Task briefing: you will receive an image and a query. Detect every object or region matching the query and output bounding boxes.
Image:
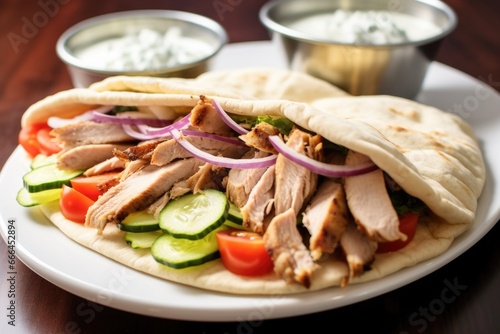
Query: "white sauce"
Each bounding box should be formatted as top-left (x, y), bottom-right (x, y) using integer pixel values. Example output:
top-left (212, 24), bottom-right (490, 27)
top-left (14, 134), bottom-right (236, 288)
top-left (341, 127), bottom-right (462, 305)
top-left (284, 10), bottom-right (443, 45)
top-left (74, 27), bottom-right (213, 71)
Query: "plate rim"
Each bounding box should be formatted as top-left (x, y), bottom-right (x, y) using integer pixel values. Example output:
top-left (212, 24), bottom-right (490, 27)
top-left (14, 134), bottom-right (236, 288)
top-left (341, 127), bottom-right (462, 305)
top-left (1, 41), bottom-right (499, 322)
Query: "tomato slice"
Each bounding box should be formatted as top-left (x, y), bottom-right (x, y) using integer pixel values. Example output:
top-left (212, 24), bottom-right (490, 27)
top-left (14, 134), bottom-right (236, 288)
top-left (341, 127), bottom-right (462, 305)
top-left (216, 228), bottom-right (274, 276)
top-left (59, 185), bottom-right (95, 224)
top-left (70, 172), bottom-right (119, 201)
top-left (36, 127), bottom-right (62, 155)
top-left (18, 123), bottom-right (46, 157)
top-left (376, 212), bottom-right (419, 253)
top-left (18, 122), bottom-right (61, 157)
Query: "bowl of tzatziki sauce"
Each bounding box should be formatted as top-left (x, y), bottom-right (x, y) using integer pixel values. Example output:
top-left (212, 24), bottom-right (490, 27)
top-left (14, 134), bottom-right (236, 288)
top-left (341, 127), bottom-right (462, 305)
top-left (57, 10), bottom-right (228, 87)
top-left (260, 0), bottom-right (457, 98)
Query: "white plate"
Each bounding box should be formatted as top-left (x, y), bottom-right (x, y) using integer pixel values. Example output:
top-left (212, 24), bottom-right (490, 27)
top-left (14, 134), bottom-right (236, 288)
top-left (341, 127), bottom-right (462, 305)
top-left (1, 41), bottom-right (500, 322)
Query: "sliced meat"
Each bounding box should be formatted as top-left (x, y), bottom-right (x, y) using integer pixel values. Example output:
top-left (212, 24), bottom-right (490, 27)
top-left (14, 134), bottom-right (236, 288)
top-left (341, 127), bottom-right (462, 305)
top-left (84, 157), bottom-right (125, 176)
top-left (85, 158), bottom-right (204, 233)
top-left (151, 136), bottom-right (248, 166)
top-left (302, 179), bottom-right (349, 260)
top-left (147, 191), bottom-right (170, 218)
top-left (226, 150), bottom-right (270, 208)
top-left (240, 165), bottom-right (275, 233)
top-left (343, 151), bottom-right (405, 242)
top-left (119, 159), bottom-right (148, 182)
top-left (339, 219), bottom-right (378, 286)
top-left (150, 138), bottom-right (192, 165)
top-left (189, 97), bottom-right (234, 136)
top-left (264, 208), bottom-right (317, 288)
top-left (57, 144), bottom-right (130, 170)
top-left (274, 128), bottom-right (322, 215)
top-left (186, 163), bottom-right (227, 194)
top-left (169, 163), bottom-right (228, 199)
top-left (96, 175), bottom-right (121, 194)
top-left (149, 163), bottom-right (228, 217)
top-left (51, 121), bottom-right (135, 149)
top-left (114, 139), bottom-right (167, 162)
top-left (239, 122), bottom-right (280, 154)
top-left (149, 162), bottom-right (228, 217)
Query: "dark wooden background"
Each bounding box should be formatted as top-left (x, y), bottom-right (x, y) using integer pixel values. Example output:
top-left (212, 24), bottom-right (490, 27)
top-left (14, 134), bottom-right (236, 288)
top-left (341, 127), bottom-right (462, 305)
top-left (1, 0), bottom-right (499, 333)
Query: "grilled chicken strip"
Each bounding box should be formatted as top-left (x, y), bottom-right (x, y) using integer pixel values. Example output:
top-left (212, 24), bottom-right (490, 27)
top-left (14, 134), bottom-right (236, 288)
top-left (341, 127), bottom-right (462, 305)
top-left (151, 136), bottom-right (248, 166)
top-left (340, 219), bottom-right (378, 286)
top-left (189, 97), bottom-right (235, 137)
top-left (51, 121), bottom-right (135, 149)
top-left (343, 151), bottom-right (406, 242)
top-left (147, 163), bottom-right (228, 217)
top-left (302, 179), bottom-right (349, 260)
top-left (226, 150), bottom-right (270, 208)
top-left (114, 139), bottom-right (167, 162)
top-left (84, 157), bottom-right (125, 176)
top-left (85, 158), bottom-right (204, 233)
top-left (274, 128), bottom-right (322, 215)
top-left (119, 159), bottom-right (148, 182)
top-left (239, 122), bottom-right (280, 154)
top-left (264, 208), bottom-right (317, 288)
top-left (169, 163), bottom-right (228, 199)
top-left (241, 165), bottom-right (275, 233)
top-left (57, 144), bottom-right (130, 170)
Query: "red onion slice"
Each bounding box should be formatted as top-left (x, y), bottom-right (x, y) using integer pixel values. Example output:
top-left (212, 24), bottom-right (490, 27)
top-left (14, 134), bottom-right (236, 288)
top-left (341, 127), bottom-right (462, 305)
top-left (92, 111), bottom-right (173, 127)
top-left (121, 124), bottom-right (170, 141)
top-left (212, 99), bottom-right (249, 135)
top-left (268, 135), bottom-right (378, 177)
top-left (47, 105), bottom-right (114, 128)
top-left (47, 111), bottom-right (95, 129)
top-left (91, 105), bottom-right (116, 114)
top-left (170, 129), bottom-right (277, 169)
top-left (144, 113), bottom-right (191, 136)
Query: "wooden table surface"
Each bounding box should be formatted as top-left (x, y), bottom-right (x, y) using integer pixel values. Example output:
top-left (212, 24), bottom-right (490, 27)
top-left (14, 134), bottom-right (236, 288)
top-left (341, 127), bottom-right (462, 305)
top-left (1, 1), bottom-right (499, 333)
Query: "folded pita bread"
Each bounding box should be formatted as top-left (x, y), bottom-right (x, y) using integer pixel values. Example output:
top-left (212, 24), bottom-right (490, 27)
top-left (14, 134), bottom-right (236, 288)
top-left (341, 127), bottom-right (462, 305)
top-left (21, 68), bottom-right (348, 128)
top-left (21, 68), bottom-right (485, 295)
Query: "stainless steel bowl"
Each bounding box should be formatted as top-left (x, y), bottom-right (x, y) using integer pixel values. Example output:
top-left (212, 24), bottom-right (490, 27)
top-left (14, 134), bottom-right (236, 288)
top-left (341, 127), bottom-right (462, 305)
top-left (57, 10), bottom-right (228, 87)
top-left (260, 0), bottom-right (457, 98)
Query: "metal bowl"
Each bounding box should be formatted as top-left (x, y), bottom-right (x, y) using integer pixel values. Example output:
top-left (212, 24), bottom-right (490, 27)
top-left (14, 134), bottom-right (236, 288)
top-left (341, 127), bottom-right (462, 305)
top-left (260, 0), bottom-right (457, 98)
top-left (57, 10), bottom-right (228, 87)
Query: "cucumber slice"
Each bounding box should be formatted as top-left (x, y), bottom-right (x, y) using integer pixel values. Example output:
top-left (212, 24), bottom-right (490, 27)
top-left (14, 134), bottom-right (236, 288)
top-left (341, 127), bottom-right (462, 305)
top-left (30, 154), bottom-right (58, 170)
top-left (151, 226), bottom-right (226, 269)
top-left (227, 202), bottom-right (243, 225)
top-left (125, 231), bottom-right (163, 249)
top-left (160, 189), bottom-right (229, 240)
top-left (23, 164), bottom-right (84, 193)
top-left (118, 211), bottom-right (160, 232)
top-left (16, 187), bottom-right (61, 207)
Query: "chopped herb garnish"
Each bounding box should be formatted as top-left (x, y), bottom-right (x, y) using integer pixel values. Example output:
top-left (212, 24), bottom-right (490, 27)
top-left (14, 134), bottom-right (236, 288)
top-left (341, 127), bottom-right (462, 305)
top-left (229, 115), bottom-right (294, 135)
top-left (388, 185), bottom-right (427, 215)
top-left (323, 140), bottom-right (349, 155)
top-left (256, 116), bottom-right (294, 135)
top-left (110, 106), bottom-right (138, 115)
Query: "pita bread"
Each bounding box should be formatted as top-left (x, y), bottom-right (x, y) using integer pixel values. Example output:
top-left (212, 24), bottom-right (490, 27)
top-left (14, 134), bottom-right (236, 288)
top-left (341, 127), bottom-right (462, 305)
top-left (21, 68), bottom-right (485, 295)
top-left (21, 68), bottom-right (348, 128)
top-left (40, 202), bottom-right (455, 294)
